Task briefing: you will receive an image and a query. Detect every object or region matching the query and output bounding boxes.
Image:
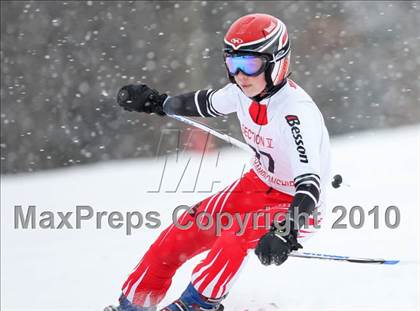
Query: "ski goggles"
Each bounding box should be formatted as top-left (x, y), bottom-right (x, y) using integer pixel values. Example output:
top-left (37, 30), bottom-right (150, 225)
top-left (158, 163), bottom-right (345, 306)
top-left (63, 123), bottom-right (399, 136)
top-left (224, 53), bottom-right (270, 77)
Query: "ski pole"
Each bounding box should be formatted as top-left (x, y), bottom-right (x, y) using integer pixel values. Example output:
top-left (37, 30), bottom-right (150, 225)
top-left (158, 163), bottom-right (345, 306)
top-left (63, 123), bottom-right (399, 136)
top-left (167, 116), bottom-right (398, 266)
top-left (167, 114), bottom-right (347, 189)
top-left (167, 114), bottom-right (252, 153)
top-left (290, 251), bottom-right (399, 265)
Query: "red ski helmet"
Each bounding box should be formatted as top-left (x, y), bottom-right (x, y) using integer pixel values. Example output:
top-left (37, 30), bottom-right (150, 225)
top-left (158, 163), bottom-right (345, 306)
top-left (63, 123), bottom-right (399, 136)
top-left (224, 14), bottom-right (291, 94)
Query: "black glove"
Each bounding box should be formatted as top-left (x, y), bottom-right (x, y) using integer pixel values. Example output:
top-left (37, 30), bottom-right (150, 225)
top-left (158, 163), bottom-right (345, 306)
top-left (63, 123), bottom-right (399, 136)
top-left (255, 219), bottom-right (302, 266)
top-left (117, 84), bottom-right (167, 115)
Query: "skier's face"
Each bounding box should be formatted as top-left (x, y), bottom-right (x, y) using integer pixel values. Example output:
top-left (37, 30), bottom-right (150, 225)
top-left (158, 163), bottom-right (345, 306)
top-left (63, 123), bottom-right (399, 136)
top-left (234, 71), bottom-right (267, 98)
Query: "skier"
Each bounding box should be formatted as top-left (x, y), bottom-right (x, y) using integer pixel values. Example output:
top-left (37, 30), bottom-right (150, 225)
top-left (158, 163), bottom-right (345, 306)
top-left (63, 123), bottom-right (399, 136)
top-left (106, 13), bottom-right (331, 311)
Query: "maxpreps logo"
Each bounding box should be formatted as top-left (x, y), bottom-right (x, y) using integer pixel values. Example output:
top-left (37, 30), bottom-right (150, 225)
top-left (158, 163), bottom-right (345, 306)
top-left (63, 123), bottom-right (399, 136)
top-left (285, 115), bottom-right (308, 163)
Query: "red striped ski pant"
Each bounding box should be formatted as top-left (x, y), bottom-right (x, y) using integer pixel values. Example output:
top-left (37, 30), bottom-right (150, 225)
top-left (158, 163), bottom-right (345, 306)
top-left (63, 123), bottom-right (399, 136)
top-left (121, 170), bottom-right (320, 307)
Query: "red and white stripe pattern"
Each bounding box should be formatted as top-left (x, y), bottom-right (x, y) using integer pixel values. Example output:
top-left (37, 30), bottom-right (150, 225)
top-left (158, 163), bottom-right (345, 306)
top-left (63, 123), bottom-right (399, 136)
top-left (224, 20), bottom-right (282, 51)
top-left (224, 17), bottom-right (286, 53)
top-left (189, 179), bottom-right (246, 298)
top-left (271, 28), bottom-right (290, 84)
top-left (224, 14), bottom-right (290, 87)
top-left (272, 52), bottom-right (290, 84)
top-left (191, 249), bottom-right (250, 298)
top-left (118, 170), bottom-right (324, 307)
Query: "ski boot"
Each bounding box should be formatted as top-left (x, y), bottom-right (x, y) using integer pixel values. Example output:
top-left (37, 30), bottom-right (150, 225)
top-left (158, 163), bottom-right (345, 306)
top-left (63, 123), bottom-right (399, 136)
top-left (103, 294), bottom-right (157, 311)
top-left (161, 283), bottom-right (225, 311)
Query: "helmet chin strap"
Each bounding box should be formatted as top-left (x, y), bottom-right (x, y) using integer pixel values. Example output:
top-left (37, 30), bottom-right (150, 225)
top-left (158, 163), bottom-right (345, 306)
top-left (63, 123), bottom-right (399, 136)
top-left (251, 71), bottom-right (289, 102)
top-left (250, 64), bottom-right (275, 102)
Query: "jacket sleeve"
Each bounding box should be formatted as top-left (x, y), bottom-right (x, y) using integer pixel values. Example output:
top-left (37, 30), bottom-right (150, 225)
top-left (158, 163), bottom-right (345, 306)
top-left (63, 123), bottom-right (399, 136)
top-left (162, 84), bottom-right (238, 117)
top-left (281, 102), bottom-right (324, 227)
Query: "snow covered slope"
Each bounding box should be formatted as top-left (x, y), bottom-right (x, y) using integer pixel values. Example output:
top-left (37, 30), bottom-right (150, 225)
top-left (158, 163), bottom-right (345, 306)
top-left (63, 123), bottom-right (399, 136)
top-left (1, 125), bottom-right (419, 311)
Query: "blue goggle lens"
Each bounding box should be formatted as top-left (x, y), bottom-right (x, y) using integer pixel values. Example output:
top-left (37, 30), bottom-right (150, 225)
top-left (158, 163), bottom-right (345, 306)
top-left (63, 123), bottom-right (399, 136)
top-left (225, 55), bottom-right (267, 76)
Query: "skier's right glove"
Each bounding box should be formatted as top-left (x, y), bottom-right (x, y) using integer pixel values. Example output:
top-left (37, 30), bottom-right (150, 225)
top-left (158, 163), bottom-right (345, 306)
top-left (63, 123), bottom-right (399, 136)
top-left (255, 219), bottom-right (302, 266)
top-left (117, 84), bottom-right (167, 115)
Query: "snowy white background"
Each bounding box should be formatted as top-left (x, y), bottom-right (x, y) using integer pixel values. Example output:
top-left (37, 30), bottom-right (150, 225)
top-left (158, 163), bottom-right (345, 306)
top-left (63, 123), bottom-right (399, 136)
top-left (2, 1), bottom-right (419, 173)
top-left (2, 125), bottom-right (419, 310)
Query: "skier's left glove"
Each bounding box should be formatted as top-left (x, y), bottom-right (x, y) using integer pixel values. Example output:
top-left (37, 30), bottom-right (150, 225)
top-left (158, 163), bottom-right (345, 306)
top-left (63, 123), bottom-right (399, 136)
top-left (255, 219), bottom-right (302, 266)
top-left (117, 84), bottom-right (167, 115)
